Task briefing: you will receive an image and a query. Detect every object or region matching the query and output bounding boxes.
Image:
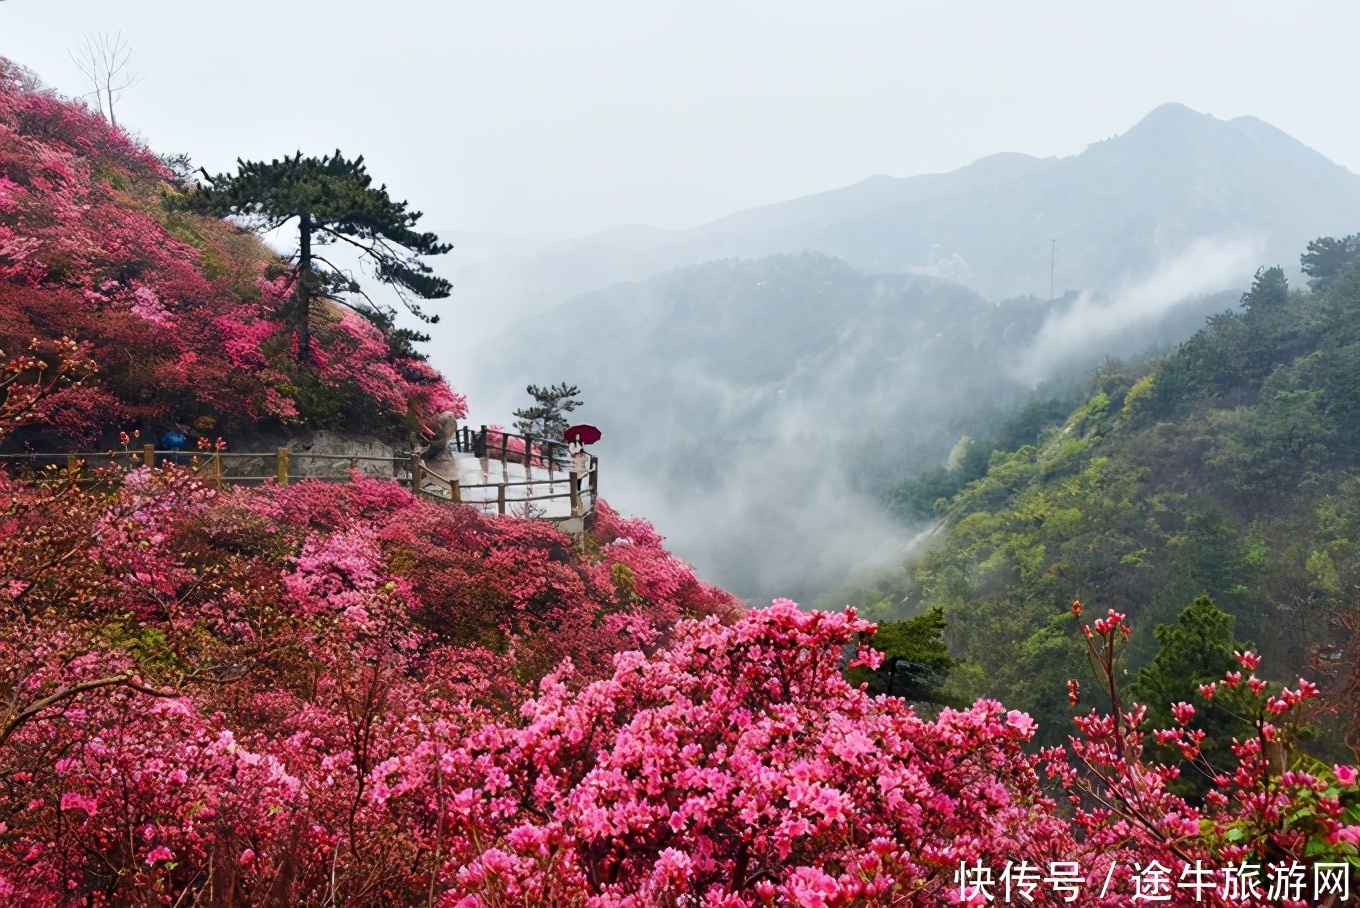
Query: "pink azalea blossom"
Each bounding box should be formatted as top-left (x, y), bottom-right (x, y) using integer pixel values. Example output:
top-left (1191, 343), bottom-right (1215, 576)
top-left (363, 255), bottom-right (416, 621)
top-left (145, 846), bottom-right (174, 865)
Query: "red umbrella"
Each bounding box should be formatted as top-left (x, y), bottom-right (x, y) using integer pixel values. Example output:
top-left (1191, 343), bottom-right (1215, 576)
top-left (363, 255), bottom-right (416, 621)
top-left (565, 424), bottom-right (602, 445)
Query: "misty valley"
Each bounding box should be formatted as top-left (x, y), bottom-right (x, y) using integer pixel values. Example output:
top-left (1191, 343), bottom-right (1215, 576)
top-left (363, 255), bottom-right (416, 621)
top-left (469, 104), bottom-right (1358, 606)
top-left (462, 102), bottom-right (1360, 766)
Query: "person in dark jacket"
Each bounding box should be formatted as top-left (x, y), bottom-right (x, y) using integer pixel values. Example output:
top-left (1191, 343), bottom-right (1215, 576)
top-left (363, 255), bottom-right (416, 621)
top-left (159, 425), bottom-right (188, 465)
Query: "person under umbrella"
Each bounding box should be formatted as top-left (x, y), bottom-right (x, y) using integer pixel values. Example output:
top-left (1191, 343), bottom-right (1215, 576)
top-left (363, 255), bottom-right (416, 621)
top-left (563, 424), bottom-right (601, 511)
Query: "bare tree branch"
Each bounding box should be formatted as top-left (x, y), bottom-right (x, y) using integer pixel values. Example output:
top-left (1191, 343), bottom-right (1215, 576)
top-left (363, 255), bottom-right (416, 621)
top-left (68, 31), bottom-right (143, 129)
top-left (0, 672), bottom-right (175, 751)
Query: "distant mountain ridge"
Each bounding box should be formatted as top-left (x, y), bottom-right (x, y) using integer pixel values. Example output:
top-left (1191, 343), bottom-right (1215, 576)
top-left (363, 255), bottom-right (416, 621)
top-left (458, 104), bottom-right (1357, 602)
top-left (439, 103), bottom-right (1360, 354)
top-left (680, 102), bottom-right (1360, 299)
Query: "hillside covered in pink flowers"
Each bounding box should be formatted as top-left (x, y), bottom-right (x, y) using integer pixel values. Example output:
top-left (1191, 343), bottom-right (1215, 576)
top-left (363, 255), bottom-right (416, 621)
top-left (0, 59), bottom-right (462, 446)
top-left (1, 59), bottom-right (1358, 907)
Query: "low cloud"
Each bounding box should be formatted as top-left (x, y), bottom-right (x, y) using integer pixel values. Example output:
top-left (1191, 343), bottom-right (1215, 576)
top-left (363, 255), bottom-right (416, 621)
top-left (1014, 235), bottom-right (1264, 382)
top-left (604, 418), bottom-right (914, 607)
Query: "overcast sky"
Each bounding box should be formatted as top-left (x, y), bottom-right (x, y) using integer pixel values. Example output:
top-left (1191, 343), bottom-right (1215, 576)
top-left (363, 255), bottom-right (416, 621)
top-left (2, 1), bottom-right (1357, 241)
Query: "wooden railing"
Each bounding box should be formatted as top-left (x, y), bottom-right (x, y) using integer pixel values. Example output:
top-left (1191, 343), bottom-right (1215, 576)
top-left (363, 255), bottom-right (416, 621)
top-left (0, 446), bottom-right (404, 487)
top-left (0, 429), bottom-right (600, 523)
top-left (420, 426), bottom-right (598, 519)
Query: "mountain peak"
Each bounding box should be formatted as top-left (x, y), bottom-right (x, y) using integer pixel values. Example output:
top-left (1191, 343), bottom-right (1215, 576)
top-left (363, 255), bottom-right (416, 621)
top-left (1140, 101), bottom-right (1211, 123)
top-left (1120, 102), bottom-right (1219, 141)
top-left (1103, 102), bottom-right (1351, 179)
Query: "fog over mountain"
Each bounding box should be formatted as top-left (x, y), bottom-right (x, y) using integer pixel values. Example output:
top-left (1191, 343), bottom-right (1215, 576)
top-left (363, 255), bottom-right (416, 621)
top-left (443, 104), bottom-right (1360, 351)
top-left (455, 105), bottom-right (1358, 603)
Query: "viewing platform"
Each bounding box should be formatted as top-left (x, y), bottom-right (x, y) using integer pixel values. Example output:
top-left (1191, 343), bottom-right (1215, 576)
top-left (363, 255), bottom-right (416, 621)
top-left (416, 425), bottom-right (600, 534)
top-left (0, 426), bottom-right (599, 535)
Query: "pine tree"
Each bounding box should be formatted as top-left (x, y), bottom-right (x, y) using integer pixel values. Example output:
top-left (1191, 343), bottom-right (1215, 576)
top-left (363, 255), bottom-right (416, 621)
top-left (861, 607), bottom-right (958, 705)
top-left (174, 151), bottom-right (451, 363)
top-left (1300, 234), bottom-right (1360, 292)
top-left (512, 383), bottom-right (582, 441)
top-left (1239, 266), bottom-right (1289, 311)
top-left (1130, 595), bottom-right (1256, 795)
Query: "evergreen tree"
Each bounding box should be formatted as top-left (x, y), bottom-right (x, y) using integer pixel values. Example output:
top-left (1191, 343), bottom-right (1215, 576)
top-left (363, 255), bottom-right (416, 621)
top-left (513, 383), bottom-right (583, 441)
top-left (1239, 266), bottom-right (1289, 312)
top-left (1130, 595), bottom-right (1256, 795)
top-left (860, 607), bottom-right (958, 704)
top-left (1132, 596), bottom-right (1247, 714)
top-left (174, 151), bottom-right (451, 363)
top-left (1300, 234), bottom-right (1360, 292)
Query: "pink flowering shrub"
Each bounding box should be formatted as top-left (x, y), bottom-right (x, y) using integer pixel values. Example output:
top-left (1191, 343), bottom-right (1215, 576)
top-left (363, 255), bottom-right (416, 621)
top-left (373, 601), bottom-right (1077, 907)
top-left (483, 426), bottom-right (553, 470)
top-left (0, 462), bottom-right (1358, 905)
top-left (4, 53), bottom-right (1360, 908)
top-left (0, 334), bottom-right (98, 440)
top-left (0, 464), bottom-right (740, 904)
top-left (1033, 605), bottom-right (1360, 907)
top-left (0, 58), bottom-right (464, 440)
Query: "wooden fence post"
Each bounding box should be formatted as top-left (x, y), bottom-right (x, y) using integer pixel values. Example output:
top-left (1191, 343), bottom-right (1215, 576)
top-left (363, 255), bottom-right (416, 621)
top-left (143, 444), bottom-right (155, 468)
top-left (568, 471), bottom-right (581, 515)
top-left (497, 482), bottom-right (506, 516)
top-left (214, 453), bottom-right (223, 489)
top-left (412, 457), bottom-right (424, 496)
top-left (66, 455), bottom-right (79, 482)
top-left (450, 477), bottom-right (461, 504)
top-left (277, 447), bottom-right (289, 486)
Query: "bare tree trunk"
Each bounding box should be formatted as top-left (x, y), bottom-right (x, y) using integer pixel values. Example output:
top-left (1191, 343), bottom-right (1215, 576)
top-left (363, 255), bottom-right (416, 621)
top-left (105, 72), bottom-right (117, 128)
top-left (296, 213), bottom-right (312, 364)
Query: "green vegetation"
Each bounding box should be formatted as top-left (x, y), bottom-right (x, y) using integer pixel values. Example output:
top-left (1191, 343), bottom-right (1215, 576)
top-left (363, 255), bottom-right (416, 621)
top-left (849, 606), bottom-right (959, 706)
top-left (513, 382), bottom-right (584, 441)
top-left (887, 398), bottom-right (1078, 521)
top-left (867, 239), bottom-right (1360, 747)
top-left (1301, 233), bottom-right (1360, 292)
top-left (1129, 595), bottom-right (1256, 794)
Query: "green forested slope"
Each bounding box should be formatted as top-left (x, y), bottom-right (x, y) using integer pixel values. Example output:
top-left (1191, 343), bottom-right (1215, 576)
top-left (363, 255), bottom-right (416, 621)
top-left (878, 240), bottom-right (1360, 743)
